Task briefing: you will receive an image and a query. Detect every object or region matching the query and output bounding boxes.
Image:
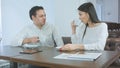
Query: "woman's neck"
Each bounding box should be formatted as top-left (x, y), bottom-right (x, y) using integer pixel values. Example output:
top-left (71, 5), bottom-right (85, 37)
top-left (88, 21), bottom-right (94, 27)
top-left (87, 21), bottom-right (99, 27)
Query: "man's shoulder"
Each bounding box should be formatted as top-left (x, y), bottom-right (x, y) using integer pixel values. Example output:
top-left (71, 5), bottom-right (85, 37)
top-left (22, 24), bottom-right (34, 30)
top-left (45, 23), bottom-right (55, 28)
top-left (46, 23), bottom-right (54, 26)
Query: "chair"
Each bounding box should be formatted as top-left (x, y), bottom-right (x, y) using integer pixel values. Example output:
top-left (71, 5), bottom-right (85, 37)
top-left (104, 22), bottom-right (120, 68)
top-left (62, 37), bottom-right (71, 44)
top-left (0, 38), bottom-right (10, 68)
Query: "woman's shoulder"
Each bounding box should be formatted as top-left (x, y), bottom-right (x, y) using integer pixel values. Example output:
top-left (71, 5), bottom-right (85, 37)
top-left (95, 22), bottom-right (108, 30)
top-left (97, 22), bottom-right (107, 27)
top-left (100, 22), bottom-right (107, 25)
top-left (100, 22), bottom-right (107, 27)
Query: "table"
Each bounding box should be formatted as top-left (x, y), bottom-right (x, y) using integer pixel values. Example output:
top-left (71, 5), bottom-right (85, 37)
top-left (0, 45), bottom-right (23, 68)
top-left (0, 45), bottom-right (22, 59)
top-left (10, 47), bottom-right (120, 68)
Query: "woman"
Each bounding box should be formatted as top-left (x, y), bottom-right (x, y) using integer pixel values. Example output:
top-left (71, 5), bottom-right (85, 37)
top-left (61, 2), bottom-right (108, 51)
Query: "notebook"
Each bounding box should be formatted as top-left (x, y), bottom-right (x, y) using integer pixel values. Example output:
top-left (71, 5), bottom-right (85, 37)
top-left (54, 52), bottom-right (102, 61)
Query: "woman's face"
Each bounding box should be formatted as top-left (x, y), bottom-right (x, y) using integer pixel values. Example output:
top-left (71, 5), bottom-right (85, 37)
top-left (79, 11), bottom-right (89, 24)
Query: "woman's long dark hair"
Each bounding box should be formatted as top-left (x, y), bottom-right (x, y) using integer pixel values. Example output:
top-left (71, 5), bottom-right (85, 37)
top-left (78, 2), bottom-right (100, 40)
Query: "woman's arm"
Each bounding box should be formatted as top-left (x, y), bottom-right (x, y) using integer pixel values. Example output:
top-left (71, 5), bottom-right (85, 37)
top-left (61, 23), bottom-right (108, 51)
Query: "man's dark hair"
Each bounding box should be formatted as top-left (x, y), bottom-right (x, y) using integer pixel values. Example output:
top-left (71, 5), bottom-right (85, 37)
top-left (29, 6), bottom-right (44, 20)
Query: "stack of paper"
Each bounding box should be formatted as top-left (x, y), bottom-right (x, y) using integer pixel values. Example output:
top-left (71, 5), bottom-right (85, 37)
top-left (54, 52), bottom-right (102, 61)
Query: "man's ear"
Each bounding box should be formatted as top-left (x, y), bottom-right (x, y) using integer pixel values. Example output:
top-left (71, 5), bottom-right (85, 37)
top-left (32, 15), bottom-right (35, 20)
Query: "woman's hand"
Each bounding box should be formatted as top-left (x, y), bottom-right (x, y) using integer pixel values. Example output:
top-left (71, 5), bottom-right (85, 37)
top-left (60, 44), bottom-right (83, 51)
top-left (71, 20), bottom-right (77, 34)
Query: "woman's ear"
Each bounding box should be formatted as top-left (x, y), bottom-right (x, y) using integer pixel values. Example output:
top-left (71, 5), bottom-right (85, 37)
top-left (86, 13), bottom-right (91, 22)
top-left (86, 13), bottom-right (90, 19)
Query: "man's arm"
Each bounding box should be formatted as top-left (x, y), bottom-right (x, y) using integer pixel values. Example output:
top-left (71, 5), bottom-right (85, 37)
top-left (52, 25), bottom-right (64, 47)
top-left (22, 37), bottom-right (39, 45)
top-left (11, 27), bottom-right (32, 46)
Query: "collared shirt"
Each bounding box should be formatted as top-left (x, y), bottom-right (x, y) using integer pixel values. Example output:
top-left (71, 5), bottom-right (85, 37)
top-left (71, 22), bottom-right (108, 50)
top-left (11, 23), bottom-right (64, 47)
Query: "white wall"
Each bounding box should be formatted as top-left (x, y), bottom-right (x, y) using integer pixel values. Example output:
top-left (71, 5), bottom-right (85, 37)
top-left (54, 0), bottom-right (102, 37)
top-left (101, 0), bottom-right (118, 22)
top-left (119, 0), bottom-right (120, 22)
top-left (54, 0), bottom-right (87, 36)
top-left (1, 0), bottom-right (101, 45)
top-left (2, 0), bottom-right (87, 45)
top-left (0, 0), bottom-right (2, 38)
top-left (87, 0), bottom-right (102, 20)
top-left (2, 0), bottom-right (55, 45)
top-left (88, 0), bottom-right (119, 23)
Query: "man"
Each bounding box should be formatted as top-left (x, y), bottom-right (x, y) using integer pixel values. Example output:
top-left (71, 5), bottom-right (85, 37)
top-left (11, 6), bottom-right (63, 47)
top-left (11, 6), bottom-right (64, 68)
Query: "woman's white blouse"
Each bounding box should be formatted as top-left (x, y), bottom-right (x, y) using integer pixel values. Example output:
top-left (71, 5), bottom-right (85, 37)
top-left (71, 22), bottom-right (108, 50)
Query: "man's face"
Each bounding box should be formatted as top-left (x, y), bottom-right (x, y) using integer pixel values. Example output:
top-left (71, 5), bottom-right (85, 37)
top-left (32, 9), bottom-right (46, 26)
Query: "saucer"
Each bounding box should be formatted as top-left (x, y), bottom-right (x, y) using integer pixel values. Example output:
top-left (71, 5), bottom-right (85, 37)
top-left (23, 44), bottom-right (39, 48)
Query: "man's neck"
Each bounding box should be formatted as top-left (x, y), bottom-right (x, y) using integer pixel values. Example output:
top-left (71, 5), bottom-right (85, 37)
top-left (38, 25), bottom-right (43, 29)
top-left (34, 23), bottom-right (43, 29)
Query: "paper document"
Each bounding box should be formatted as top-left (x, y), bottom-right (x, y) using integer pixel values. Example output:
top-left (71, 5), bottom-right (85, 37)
top-left (54, 52), bottom-right (102, 61)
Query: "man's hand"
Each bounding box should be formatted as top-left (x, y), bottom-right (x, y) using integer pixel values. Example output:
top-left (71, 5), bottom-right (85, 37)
top-left (22, 36), bottom-right (39, 44)
top-left (29, 37), bottom-right (39, 43)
